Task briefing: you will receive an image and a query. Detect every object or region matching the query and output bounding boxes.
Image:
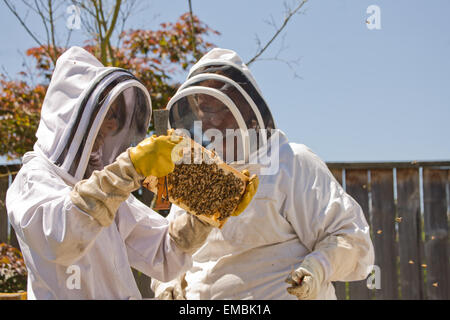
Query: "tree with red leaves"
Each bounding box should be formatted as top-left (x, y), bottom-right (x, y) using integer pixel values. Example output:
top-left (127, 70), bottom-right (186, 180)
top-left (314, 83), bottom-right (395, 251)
top-left (1, 0), bottom-right (306, 160)
top-left (0, 9), bottom-right (218, 159)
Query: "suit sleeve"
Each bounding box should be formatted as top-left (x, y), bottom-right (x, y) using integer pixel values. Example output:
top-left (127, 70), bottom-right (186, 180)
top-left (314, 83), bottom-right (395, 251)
top-left (6, 168), bottom-right (103, 267)
top-left (284, 144), bottom-right (375, 282)
top-left (115, 197), bottom-right (192, 282)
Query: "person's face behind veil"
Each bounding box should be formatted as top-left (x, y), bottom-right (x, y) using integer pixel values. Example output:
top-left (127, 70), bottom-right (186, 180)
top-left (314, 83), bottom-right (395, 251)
top-left (85, 94), bottom-right (126, 178)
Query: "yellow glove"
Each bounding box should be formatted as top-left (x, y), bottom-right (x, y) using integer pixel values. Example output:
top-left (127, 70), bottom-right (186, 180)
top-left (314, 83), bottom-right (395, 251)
top-left (129, 133), bottom-right (183, 178)
top-left (232, 170), bottom-right (259, 216)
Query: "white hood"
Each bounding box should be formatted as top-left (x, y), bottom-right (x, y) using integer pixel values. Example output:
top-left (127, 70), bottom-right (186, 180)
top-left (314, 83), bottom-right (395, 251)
top-left (187, 48), bottom-right (276, 133)
top-left (167, 48), bottom-right (276, 164)
top-left (33, 46), bottom-right (151, 182)
top-left (188, 48), bottom-right (265, 99)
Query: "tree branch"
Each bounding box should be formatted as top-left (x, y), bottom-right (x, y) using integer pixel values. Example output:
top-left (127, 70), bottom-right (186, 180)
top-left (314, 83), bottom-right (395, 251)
top-left (246, 0), bottom-right (308, 66)
top-left (32, 0), bottom-right (50, 47)
top-left (71, 0), bottom-right (96, 19)
top-left (115, 0), bottom-right (137, 48)
top-left (104, 0), bottom-right (122, 44)
top-left (3, 0), bottom-right (57, 64)
top-left (95, 0), bottom-right (122, 65)
top-left (3, 1), bottom-right (44, 48)
top-left (47, 0), bottom-right (58, 61)
top-left (188, 0), bottom-right (197, 60)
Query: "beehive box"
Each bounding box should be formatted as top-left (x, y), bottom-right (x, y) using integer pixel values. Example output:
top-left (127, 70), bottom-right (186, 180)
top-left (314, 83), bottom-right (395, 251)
top-left (143, 138), bottom-right (249, 228)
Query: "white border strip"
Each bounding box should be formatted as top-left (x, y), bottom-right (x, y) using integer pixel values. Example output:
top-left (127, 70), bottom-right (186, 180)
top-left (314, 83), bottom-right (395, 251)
top-left (74, 79), bottom-right (151, 180)
top-left (178, 73), bottom-right (267, 148)
top-left (51, 68), bottom-right (125, 163)
top-left (167, 86), bottom-right (250, 163)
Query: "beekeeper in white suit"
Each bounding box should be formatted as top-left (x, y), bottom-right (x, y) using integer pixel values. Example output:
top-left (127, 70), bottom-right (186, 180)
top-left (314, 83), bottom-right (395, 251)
top-left (5, 46), bottom-right (242, 299)
top-left (152, 48), bottom-right (375, 300)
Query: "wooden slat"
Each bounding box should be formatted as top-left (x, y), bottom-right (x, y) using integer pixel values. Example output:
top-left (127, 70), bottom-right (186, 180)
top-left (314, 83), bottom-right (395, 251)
top-left (9, 227), bottom-right (19, 248)
top-left (138, 274), bottom-right (154, 299)
top-left (327, 161), bottom-right (450, 170)
top-left (371, 169), bottom-right (399, 299)
top-left (396, 168), bottom-right (424, 299)
top-left (8, 173), bottom-right (20, 248)
top-left (0, 164), bottom-right (21, 175)
top-left (333, 282), bottom-right (347, 300)
top-left (329, 168), bottom-right (343, 185)
top-left (132, 268), bottom-right (155, 299)
top-left (140, 187), bottom-right (155, 208)
top-left (423, 169), bottom-right (449, 300)
top-left (345, 169), bottom-right (372, 300)
top-left (329, 168), bottom-right (347, 300)
top-left (0, 176), bottom-right (9, 244)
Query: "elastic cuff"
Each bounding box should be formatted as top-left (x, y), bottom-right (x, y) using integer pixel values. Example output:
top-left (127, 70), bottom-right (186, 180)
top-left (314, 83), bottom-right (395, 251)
top-left (70, 191), bottom-right (113, 227)
top-left (303, 251), bottom-right (332, 283)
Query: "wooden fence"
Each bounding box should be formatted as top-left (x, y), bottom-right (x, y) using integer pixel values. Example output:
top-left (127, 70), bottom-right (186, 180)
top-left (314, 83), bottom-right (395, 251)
top-left (328, 161), bottom-right (449, 300)
top-left (1, 161), bottom-right (449, 299)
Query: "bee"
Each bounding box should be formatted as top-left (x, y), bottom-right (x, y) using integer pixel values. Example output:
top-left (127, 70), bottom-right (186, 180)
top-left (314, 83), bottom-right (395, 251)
top-left (168, 159), bottom-right (244, 219)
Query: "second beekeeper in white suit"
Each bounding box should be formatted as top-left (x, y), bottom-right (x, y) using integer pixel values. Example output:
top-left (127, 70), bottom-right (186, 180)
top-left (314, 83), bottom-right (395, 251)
top-left (152, 48), bottom-right (375, 300)
top-left (5, 47), bottom-right (223, 299)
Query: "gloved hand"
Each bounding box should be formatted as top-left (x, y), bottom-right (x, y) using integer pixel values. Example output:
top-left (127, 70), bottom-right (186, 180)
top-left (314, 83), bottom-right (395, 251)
top-left (285, 256), bottom-right (325, 300)
top-left (169, 213), bottom-right (213, 254)
top-left (152, 275), bottom-right (187, 300)
top-left (129, 133), bottom-right (183, 178)
top-left (71, 132), bottom-right (182, 227)
top-left (232, 170), bottom-right (259, 216)
top-left (71, 150), bottom-right (144, 227)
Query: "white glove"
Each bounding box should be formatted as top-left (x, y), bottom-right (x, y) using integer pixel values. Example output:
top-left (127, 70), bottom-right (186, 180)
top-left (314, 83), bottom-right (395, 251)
top-left (152, 275), bottom-right (186, 300)
top-left (70, 149), bottom-right (144, 227)
top-left (285, 256), bottom-right (325, 300)
top-left (169, 213), bottom-right (213, 254)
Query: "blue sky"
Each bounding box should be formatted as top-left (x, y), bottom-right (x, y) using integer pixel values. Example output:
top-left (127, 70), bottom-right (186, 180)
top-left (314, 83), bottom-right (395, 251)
top-left (1, 0), bottom-right (449, 162)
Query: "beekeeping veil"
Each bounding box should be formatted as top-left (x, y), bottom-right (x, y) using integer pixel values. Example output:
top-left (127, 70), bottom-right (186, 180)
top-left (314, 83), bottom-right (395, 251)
top-left (34, 46), bottom-right (151, 182)
top-left (167, 48), bottom-right (275, 164)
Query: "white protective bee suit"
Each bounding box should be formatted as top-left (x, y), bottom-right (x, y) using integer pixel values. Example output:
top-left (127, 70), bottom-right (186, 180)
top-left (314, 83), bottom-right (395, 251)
top-left (152, 48), bottom-right (375, 300)
top-left (5, 47), bottom-right (195, 299)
